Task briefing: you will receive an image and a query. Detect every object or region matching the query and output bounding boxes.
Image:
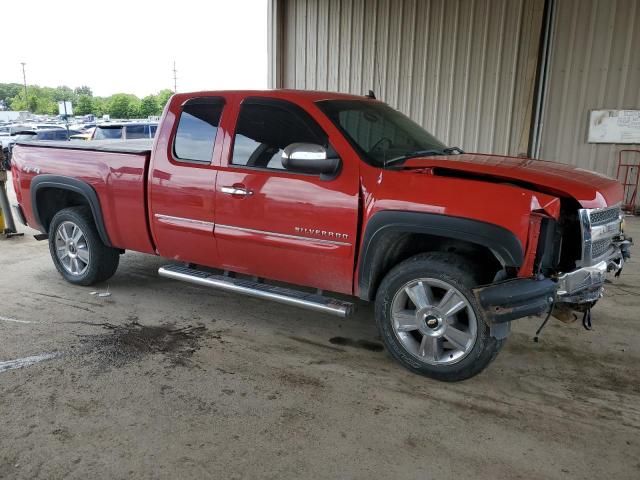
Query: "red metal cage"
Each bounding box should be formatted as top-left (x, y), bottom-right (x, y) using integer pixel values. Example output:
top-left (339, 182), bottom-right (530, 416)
top-left (617, 149), bottom-right (640, 214)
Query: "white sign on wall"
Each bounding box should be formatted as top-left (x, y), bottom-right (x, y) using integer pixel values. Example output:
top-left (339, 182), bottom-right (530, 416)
top-left (588, 109), bottom-right (640, 144)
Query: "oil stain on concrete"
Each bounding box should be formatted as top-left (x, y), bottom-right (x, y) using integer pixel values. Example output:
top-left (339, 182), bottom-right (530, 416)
top-left (76, 320), bottom-right (207, 370)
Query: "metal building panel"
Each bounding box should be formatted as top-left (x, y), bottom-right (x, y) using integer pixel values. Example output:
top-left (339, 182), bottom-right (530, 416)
top-left (538, 0), bottom-right (640, 177)
top-left (272, 0), bottom-right (544, 156)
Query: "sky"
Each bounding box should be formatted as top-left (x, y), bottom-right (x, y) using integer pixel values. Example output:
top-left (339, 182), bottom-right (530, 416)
top-left (1, 0), bottom-right (268, 97)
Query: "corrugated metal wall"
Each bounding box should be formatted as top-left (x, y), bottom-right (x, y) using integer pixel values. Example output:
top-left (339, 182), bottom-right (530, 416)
top-left (271, 0), bottom-right (545, 156)
top-left (537, 0), bottom-right (640, 177)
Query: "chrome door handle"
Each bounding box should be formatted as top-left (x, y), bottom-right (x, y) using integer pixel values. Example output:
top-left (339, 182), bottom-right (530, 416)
top-left (221, 186), bottom-right (253, 196)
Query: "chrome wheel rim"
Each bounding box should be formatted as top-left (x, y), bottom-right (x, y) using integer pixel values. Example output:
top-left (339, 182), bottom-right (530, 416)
top-left (54, 221), bottom-right (90, 276)
top-left (390, 278), bottom-right (478, 366)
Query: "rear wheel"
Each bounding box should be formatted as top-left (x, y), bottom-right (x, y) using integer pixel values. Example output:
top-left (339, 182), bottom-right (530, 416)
top-left (375, 252), bottom-right (503, 381)
top-left (48, 207), bottom-right (119, 286)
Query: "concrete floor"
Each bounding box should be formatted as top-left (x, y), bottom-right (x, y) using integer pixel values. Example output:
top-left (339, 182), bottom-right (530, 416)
top-left (1, 180), bottom-right (639, 479)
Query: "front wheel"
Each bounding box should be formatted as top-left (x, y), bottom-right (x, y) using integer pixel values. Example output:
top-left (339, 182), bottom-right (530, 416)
top-left (375, 252), bottom-right (504, 381)
top-left (48, 207), bottom-right (120, 286)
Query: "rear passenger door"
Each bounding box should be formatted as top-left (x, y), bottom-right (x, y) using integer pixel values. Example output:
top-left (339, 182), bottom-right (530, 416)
top-left (213, 97), bottom-right (359, 294)
top-left (148, 96), bottom-right (226, 266)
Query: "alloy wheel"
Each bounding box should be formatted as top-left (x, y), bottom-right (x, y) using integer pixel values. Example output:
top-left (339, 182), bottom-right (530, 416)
top-left (390, 278), bottom-right (478, 366)
top-left (54, 221), bottom-right (90, 276)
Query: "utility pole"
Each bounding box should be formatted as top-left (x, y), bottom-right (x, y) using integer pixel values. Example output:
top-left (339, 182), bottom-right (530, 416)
top-left (173, 60), bottom-right (178, 93)
top-left (20, 62), bottom-right (28, 107)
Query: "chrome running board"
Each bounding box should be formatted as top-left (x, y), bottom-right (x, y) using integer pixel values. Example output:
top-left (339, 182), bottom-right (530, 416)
top-left (158, 264), bottom-right (354, 318)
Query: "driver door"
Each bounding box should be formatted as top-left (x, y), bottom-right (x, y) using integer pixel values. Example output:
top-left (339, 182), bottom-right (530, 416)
top-left (213, 96), bottom-right (359, 294)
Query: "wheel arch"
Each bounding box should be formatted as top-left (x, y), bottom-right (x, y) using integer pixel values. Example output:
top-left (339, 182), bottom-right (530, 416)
top-left (31, 174), bottom-right (112, 246)
top-left (358, 211), bottom-right (524, 301)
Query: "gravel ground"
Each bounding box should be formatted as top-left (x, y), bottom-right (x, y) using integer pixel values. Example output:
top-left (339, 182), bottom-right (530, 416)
top-left (1, 178), bottom-right (639, 479)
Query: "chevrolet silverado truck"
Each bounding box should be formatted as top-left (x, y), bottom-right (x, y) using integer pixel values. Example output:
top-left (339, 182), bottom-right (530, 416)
top-left (11, 90), bottom-right (632, 381)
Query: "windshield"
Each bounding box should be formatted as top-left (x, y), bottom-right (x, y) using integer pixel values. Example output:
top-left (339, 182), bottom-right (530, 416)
top-left (94, 126), bottom-right (123, 140)
top-left (316, 100), bottom-right (448, 167)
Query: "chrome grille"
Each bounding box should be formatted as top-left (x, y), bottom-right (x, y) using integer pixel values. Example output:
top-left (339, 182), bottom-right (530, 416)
top-left (578, 204), bottom-right (622, 266)
top-left (591, 238), bottom-right (611, 258)
top-left (589, 206), bottom-right (621, 226)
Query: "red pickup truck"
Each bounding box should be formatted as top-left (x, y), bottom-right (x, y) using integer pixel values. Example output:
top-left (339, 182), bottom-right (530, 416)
top-left (11, 90), bottom-right (632, 381)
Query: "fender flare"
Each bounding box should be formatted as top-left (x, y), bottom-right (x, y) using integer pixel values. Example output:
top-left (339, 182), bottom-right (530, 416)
top-left (358, 211), bottom-right (524, 300)
top-left (30, 174), bottom-right (112, 246)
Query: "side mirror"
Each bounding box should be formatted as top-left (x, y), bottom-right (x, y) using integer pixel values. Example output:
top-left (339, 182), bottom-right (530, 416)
top-left (281, 143), bottom-right (340, 175)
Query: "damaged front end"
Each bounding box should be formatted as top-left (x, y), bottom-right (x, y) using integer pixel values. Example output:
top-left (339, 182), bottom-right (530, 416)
top-left (554, 204), bottom-right (632, 315)
top-left (473, 276), bottom-right (556, 339)
top-left (473, 203), bottom-right (632, 335)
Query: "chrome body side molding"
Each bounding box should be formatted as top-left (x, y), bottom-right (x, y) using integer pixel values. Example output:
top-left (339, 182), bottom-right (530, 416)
top-left (215, 223), bottom-right (352, 247)
top-left (154, 214), bottom-right (215, 232)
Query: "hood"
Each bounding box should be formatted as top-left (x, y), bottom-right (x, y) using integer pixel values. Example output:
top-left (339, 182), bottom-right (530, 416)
top-left (402, 153), bottom-right (623, 209)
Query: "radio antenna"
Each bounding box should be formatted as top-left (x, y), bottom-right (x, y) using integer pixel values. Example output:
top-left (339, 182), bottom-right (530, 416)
top-left (173, 60), bottom-right (178, 93)
top-left (371, 32), bottom-right (382, 99)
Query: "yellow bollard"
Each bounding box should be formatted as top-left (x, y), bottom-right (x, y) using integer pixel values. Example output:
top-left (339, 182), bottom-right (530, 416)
top-left (0, 174), bottom-right (9, 233)
top-left (0, 178), bottom-right (22, 237)
top-left (0, 177), bottom-right (5, 232)
top-left (1, 148), bottom-right (9, 233)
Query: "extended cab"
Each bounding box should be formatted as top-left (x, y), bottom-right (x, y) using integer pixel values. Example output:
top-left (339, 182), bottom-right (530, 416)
top-left (11, 90), bottom-right (632, 381)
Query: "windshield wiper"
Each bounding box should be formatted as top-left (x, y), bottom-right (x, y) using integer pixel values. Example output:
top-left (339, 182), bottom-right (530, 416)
top-left (384, 146), bottom-right (464, 167)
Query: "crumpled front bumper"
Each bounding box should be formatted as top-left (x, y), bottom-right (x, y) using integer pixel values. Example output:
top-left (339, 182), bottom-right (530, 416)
top-left (556, 237), bottom-right (632, 304)
top-left (556, 261), bottom-right (609, 303)
top-left (474, 237), bottom-right (632, 326)
top-left (474, 278), bottom-right (556, 324)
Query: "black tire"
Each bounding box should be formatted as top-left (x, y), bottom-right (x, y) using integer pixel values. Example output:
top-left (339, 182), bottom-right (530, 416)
top-left (48, 207), bottom-right (120, 286)
top-left (375, 252), bottom-right (504, 382)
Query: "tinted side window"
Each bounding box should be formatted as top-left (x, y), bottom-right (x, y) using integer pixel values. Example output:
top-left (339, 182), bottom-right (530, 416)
top-left (231, 101), bottom-right (326, 170)
top-left (94, 127), bottom-right (123, 140)
top-left (150, 125), bottom-right (158, 137)
top-left (53, 130), bottom-right (70, 140)
top-left (173, 98), bottom-right (224, 163)
top-left (126, 125), bottom-right (147, 139)
top-left (38, 131), bottom-right (56, 140)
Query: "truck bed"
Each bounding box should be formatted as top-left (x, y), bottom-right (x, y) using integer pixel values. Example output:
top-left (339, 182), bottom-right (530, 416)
top-left (16, 139), bottom-right (153, 154)
top-left (11, 140), bottom-right (156, 255)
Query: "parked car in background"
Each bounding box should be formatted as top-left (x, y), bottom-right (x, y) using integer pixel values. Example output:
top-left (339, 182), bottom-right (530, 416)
top-left (69, 123), bottom-right (97, 132)
top-left (0, 126), bottom-right (11, 159)
top-left (33, 123), bottom-right (64, 130)
top-left (92, 122), bottom-right (158, 140)
top-left (0, 125), bottom-right (11, 150)
top-left (6, 128), bottom-right (80, 162)
top-left (70, 127), bottom-right (96, 141)
top-left (7, 124), bottom-right (37, 135)
top-left (13, 129), bottom-right (80, 141)
top-left (3, 127), bottom-right (45, 159)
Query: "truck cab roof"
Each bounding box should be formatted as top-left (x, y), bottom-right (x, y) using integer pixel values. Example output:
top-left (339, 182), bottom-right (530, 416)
top-left (170, 89), bottom-right (378, 103)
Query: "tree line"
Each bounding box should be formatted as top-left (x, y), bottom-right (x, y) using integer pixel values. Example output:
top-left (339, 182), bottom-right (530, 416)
top-left (0, 83), bottom-right (173, 119)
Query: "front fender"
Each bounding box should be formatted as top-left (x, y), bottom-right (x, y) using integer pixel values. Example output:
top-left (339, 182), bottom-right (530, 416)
top-left (357, 211), bottom-right (524, 301)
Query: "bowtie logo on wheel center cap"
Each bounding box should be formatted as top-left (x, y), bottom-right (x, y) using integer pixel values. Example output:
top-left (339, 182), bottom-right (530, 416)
top-left (424, 314), bottom-right (439, 329)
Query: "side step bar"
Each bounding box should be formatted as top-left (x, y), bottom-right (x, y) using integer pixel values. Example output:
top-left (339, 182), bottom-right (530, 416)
top-left (158, 264), bottom-right (355, 318)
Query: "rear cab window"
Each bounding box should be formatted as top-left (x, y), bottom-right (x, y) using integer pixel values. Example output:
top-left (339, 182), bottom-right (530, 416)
top-left (173, 97), bottom-right (224, 164)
